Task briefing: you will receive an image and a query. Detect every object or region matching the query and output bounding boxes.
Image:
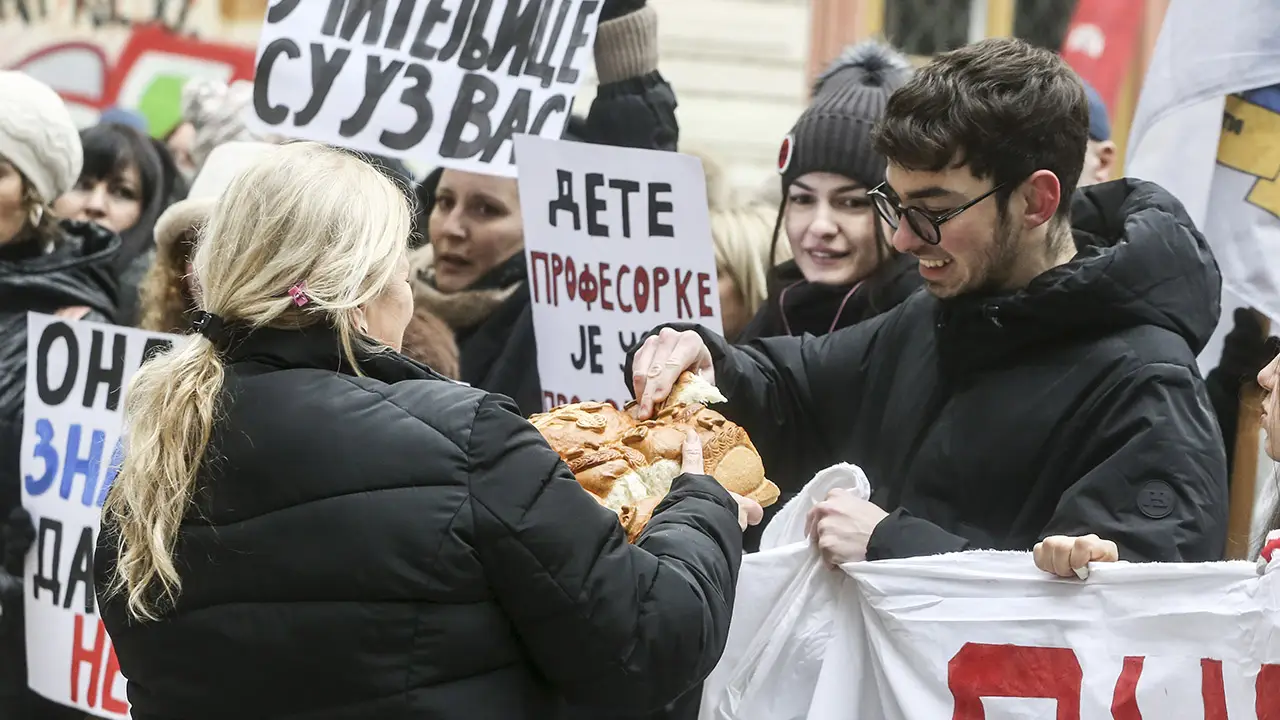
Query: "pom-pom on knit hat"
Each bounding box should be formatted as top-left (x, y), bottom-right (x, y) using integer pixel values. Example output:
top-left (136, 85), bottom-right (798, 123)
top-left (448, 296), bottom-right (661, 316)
top-left (778, 41), bottom-right (913, 193)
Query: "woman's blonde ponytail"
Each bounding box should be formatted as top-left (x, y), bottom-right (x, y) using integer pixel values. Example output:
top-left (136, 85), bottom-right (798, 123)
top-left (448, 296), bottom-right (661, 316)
top-left (99, 141), bottom-right (410, 621)
top-left (102, 336), bottom-right (223, 621)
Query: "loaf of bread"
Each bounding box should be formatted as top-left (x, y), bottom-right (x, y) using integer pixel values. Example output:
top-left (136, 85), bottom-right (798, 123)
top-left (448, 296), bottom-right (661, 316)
top-left (530, 373), bottom-right (780, 541)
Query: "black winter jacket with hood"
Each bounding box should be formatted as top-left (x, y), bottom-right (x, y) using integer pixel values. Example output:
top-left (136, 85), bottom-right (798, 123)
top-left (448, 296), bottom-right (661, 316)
top-left (737, 254), bottom-right (924, 343)
top-left (95, 325), bottom-right (743, 720)
top-left (0, 221), bottom-right (120, 547)
top-left (626, 179), bottom-right (1229, 562)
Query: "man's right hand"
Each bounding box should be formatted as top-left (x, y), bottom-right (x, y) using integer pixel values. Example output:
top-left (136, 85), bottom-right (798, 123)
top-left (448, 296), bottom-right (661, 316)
top-left (630, 328), bottom-right (715, 420)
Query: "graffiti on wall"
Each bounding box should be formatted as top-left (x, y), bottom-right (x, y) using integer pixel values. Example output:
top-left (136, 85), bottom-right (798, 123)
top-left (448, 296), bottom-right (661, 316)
top-left (1, 0), bottom-right (264, 135)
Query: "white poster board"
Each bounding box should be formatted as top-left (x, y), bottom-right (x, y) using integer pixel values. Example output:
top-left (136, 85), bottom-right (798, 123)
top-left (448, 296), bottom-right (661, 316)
top-left (248, 0), bottom-right (603, 177)
top-left (22, 313), bottom-right (178, 719)
top-left (514, 134), bottom-right (723, 410)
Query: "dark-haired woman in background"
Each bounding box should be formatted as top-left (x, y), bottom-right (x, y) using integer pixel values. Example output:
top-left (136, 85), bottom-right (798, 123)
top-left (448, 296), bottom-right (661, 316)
top-left (738, 42), bottom-right (921, 345)
top-left (735, 42), bottom-right (922, 551)
top-left (54, 122), bottom-right (176, 325)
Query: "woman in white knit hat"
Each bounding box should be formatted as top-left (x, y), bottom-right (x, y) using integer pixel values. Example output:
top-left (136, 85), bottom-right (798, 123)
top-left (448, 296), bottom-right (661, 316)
top-left (0, 70), bottom-right (122, 720)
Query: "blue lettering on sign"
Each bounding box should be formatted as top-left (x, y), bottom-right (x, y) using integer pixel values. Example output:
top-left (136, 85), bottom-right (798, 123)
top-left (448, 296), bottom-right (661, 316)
top-left (24, 420), bottom-right (112, 508)
top-left (24, 418), bottom-right (58, 497)
top-left (98, 439), bottom-right (125, 508)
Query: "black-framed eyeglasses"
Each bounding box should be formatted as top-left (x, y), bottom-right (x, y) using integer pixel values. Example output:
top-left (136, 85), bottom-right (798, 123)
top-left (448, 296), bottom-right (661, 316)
top-left (868, 182), bottom-right (1006, 246)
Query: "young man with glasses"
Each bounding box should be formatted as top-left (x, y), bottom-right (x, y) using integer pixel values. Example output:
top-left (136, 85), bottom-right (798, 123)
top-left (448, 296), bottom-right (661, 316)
top-left (624, 37), bottom-right (1228, 576)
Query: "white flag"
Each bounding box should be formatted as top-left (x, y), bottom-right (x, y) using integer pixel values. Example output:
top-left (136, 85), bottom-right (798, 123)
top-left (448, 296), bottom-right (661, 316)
top-left (1124, 0), bottom-right (1280, 373)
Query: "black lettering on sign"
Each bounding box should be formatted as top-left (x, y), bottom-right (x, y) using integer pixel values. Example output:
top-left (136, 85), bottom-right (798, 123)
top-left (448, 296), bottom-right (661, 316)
top-left (37, 322), bottom-right (79, 406)
top-left (323, 0), bottom-right (388, 46)
top-left (648, 182), bottom-right (675, 237)
top-left (556, 1), bottom-right (598, 84)
top-left (489, 0), bottom-right (544, 75)
top-left (385, 0), bottom-right (417, 51)
top-left (142, 338), bottom-right (173, 364)
top-left (482, 88), bottom-right (531, 162)
top-left (409, 0), bottom-right (452, 60)
top-left (33, 516), bottom-right (63, 606)
top-left (295, 43), bottom-right (352, 126)
top-left (608, 179), bottom-right (640, 238)
top-left (460, 0), bottom-right (497, 71)
top-left (526, 0), bottom-right (571, 89)
top-left (64, 526), bottom-right (96, 614)
top-left (254, 38), bottom-right (302, 126)
top-left (570, 324), bottom-right (604, 374)
top-left (585, 173), bottom-right (607, 237)
top-left (549, 170), bottom-right (581, 230)
top-left (530, 94), bottom-right (568, 134)
top-left (381, 64), bottom-right (435, 151)
top-left (440, 73), bottom-right (498, 160)
top-left (340, 55), bottom-right (405, 137)
top-left (267, 0), bottom-right (305, 23)
top-left (83, 330), bottom-right (125, 412)
top-left (439, 0), bottom-right (477, 64)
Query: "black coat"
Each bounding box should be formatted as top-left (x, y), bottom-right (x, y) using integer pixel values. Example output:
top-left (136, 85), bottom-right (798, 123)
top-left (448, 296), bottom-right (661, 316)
top-left (737, 254), bottom-right (924, 343)
top-left (0, 221), bottom-right (119, 720)
top-left (95, 325), bottom-right (743, 720)
top-left (0, 221), bottom-right (120, 546)
top-left (627, 179), bottom-right (1229, 562)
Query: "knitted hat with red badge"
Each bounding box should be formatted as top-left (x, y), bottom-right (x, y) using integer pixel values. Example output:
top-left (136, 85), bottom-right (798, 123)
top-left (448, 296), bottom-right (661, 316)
top-left (777, 42), bottom-right (913, 194)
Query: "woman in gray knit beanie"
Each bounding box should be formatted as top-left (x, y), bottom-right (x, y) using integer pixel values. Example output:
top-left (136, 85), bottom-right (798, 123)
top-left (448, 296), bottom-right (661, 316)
top-left (737, 42), bottom-right (924, 554)
top-left (738, 41), bottom-right (923, 345)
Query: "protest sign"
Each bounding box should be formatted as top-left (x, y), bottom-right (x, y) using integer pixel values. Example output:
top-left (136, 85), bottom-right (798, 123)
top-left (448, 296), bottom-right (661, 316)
top-left (22, 313), bottom-right (177, 719)
top-left (703, 544), bottom-right (1280, 719)
top-left (514, 134), bottom-right (723, 411)
top-left (248, 0), bottom-right (603, 177)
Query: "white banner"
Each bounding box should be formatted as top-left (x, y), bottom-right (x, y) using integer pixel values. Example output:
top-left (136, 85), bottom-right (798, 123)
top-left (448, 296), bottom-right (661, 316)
top-left (22, 313), bottom-right (178, 719)
top-left (702, 463), bottom-right (1280, 719)
top-left (514, 134), bottom-right (723, 410)
top-left (248, 0), bottom-right (603, 177)
top-left (704, 549), bottom-right (1279, 720)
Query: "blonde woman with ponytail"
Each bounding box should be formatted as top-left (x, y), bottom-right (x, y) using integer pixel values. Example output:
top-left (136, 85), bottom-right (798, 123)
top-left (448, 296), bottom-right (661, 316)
top-left (94, 142), bottom-right (749, 720)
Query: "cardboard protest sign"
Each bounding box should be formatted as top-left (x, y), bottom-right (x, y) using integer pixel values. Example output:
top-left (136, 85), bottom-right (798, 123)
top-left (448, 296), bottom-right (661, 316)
top-left (514, 134), bottom-right (723, 411)
top-left (249, 0), bottom-right (603, 177)
top-left (22, 313), bottom-right (178, 718)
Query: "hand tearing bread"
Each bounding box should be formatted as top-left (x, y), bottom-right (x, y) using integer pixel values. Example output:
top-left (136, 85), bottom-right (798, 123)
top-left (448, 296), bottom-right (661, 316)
top-left (530, 372), bottom-right (781, 542)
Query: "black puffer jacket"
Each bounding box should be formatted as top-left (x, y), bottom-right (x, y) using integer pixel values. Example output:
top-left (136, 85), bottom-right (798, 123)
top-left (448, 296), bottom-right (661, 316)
top-left (95, 325), bottom-right (743, 720)
top-left (0, 221), bottom-right (120, 547)
top-left (737, 254), bottom-right (924, 345)
top-left (627, 179), bottom-right (1229, 562)
top-left (0, 221), bottom-right (119, 720)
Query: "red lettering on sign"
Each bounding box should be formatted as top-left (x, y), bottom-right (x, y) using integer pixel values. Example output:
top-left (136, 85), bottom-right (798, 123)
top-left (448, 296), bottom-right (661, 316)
top-left (1202, 659), bottom-right (1228, 720)
top-left (1260, 664), bottom-right (1280, 719)
top-left (1111, 656), bottom-right (1143, 720)
top-left (70, 614), bottom-right (105, 705)
top-left (69, 614), bottom-right (128, 713)
top-left (949, 643), bottom-right (1082, 720)
top-left (697, 272), bottom-right (715, 318)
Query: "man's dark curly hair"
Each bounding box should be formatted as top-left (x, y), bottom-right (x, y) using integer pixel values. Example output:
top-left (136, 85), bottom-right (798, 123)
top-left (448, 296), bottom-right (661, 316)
top-left (873, 37), bottom-right (1089, 227)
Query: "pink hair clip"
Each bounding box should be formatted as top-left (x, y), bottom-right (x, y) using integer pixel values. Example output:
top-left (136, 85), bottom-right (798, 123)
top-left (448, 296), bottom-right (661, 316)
top-left (287, 281), bottom-right (311, 307)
